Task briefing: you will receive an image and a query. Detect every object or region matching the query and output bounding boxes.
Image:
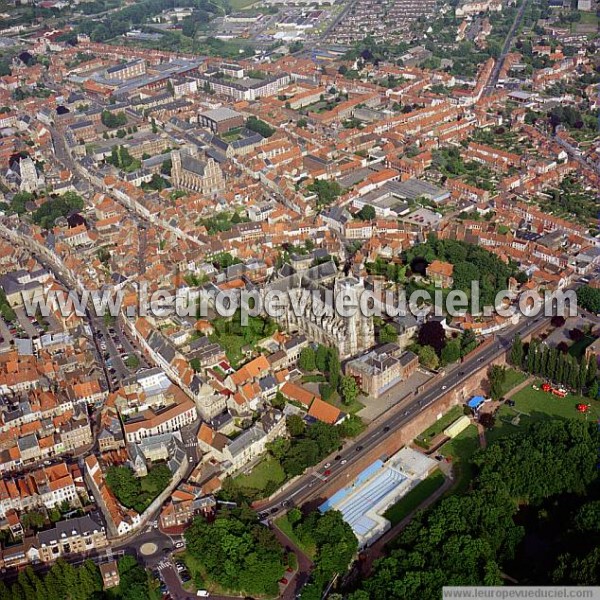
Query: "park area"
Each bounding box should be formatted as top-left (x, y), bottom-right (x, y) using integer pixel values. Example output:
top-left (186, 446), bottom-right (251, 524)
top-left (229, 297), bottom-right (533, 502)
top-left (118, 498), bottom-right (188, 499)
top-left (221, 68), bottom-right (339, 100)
top-left (439, 424), bottom-right (480, 494)
top-left (231, 456), bottom-right (286, 497)
top-left (486, 379), bottom-right (600, 444)
top-left (414, 405), bottom-right (463, 450)
top-left (383, 471), bottom-right (446, 526)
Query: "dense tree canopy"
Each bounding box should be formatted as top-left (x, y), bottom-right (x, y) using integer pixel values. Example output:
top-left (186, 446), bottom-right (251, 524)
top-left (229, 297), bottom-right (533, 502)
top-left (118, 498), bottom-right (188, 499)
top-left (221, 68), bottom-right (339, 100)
top-left (106, 464), bottom-right (171, 513)
top-left (185, 513), bottom-right (286, 596)
top-left (404, 234), bottom-right (517, 305)
top-left (0, 559), bottom-right (109, 600)
top-left (308, 179), bottom-right (343, 208)
top-left (32, 192), bottom-right (84, 229)
top-left (351, 420), bottom-right (600, 599)
top-left (576, 285), bottom-right (600, 314)
top-left (245, 116), bottom-right (275, 138)
top-left (294, 510), bottom-right (358, 599)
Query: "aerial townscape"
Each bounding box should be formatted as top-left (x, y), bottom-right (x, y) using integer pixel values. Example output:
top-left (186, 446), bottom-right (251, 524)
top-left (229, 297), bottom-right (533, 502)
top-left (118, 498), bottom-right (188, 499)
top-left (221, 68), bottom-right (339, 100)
top-left (0, 0), bottom-right (598, 597)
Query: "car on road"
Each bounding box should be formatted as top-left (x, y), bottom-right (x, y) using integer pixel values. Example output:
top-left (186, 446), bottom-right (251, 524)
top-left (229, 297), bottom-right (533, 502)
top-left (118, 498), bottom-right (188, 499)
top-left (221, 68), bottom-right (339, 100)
top-left (356, 445), bottom-right (363, 451)
top-left (341, 459), bottom-right (347, 465)
top-left (196, 591), bottom-right (210, 597)
top-left (383, 426), bottom-right (390, 432)
top-left (324, 469), bottom-right (331, 476)
top-left (441, 385), bottom-right (447, 390)
top-left (323, 462), bottom-right (331, 469)
top-left (175, 541), bottom-right (184, 549)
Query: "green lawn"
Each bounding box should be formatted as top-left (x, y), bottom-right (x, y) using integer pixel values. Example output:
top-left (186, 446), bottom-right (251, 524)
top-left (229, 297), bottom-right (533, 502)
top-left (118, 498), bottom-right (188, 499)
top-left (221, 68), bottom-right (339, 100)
top-left (274, 514), bottom-right (316, 559)
top-left (439, 424), bottom-right (480, 494)
top-left (208, 333), bottom-right (247, 367)
top-left (327, 392), bottom-right (365, 415)
top-left (383, 471), bottom-right (445, 526)
top-left (232, 456), bottom-right (285, 492)
top-left (486, 381), bottom-right (600, 444)
top-left (499, 368), bottom-right (528, 396)
top-left (416, 405), bottom-right (464, 448)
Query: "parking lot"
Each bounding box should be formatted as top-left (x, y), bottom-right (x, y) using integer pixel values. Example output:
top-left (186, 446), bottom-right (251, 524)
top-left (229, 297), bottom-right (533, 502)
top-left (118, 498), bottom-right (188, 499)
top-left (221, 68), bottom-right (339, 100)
top-left (93, 316), bottom-right (149, 390)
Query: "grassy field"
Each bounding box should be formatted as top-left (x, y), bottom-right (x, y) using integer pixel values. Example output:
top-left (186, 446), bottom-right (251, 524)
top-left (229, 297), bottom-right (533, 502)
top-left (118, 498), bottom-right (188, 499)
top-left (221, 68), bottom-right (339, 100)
top-left (486, 381), bottom-right (600, 444)
top-left (415, 405), bottom-right (464, 448)
top-left (499, 368), bottom-right (528, 396)
top-left (274, 514), bottom-right (316, 559)
top-left (439, 424), bottom-right (480, 494)
top-left (383, 471), bottom-right (446, 526)
top-left (232, 456), bottom-right (286, 492)
top-left (327, 391), bottom-right (365, 415)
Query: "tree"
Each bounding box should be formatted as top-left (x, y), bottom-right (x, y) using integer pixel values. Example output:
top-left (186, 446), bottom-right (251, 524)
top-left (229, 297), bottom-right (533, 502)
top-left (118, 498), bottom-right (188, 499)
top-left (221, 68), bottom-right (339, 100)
top-left (510, 334), bottom-right (524, 368)
top-left (418, 345), bottom-right (439, 370)
top-left (185, 513), bottom-right (285, 595)
top-left (294, 510), bottom-right (358, 596)
top-left (576, 286), bottom-right (600, 314)
top-left (245, 116), bottom-right (275, 138)
top-left (378, 323), bottom-right (398, 344)
top-left (587, 356), bottom-right (597, 385)
top-left (479, 412), bottom-right (495, 429)
top-left (340, 375), bottom-right (359, 405)
top-left (308, 179), bottom-right (343, 208)
top-left (328, 348), bottom-right (341, 391)
top-left (357, 205), bottom-right (376, 220)
top-left (299, 347), bottom-right (316, 371)
top-left (320, 383), bottom-right (334, 400)
top-left (460, 329), bottom-right (477, 356)
top-left (315, 345), bottom-right (329, 372)
top-left (441, 339), bottom-right (461, 365)
top-left (287, 414), bottom-right (306, 437)
top-left (418, 321), bottom-right (446, 354)
top-left (101, 109), bottom-right (127, 129)
top-left (488, 365), bottom-right (506, 401)
top-left (337, 414), bottom-right (365, 437)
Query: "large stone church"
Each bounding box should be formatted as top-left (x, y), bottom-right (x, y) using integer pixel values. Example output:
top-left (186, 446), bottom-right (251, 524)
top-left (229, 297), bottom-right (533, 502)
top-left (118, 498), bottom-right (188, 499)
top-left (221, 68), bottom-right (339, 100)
top-left (171, 147), bottom-right (225, 196)
top-left (267, 261), bottom-right (375, 359)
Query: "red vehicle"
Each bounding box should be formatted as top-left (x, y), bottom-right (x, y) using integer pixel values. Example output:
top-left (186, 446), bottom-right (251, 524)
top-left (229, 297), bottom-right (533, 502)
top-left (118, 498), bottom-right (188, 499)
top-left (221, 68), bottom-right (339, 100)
top-left (577, 404), bottom-right (590, 413)
top-left (324, 469), bottom-right (331, 476)
top-left (542, 383), bottom-right (552, 392)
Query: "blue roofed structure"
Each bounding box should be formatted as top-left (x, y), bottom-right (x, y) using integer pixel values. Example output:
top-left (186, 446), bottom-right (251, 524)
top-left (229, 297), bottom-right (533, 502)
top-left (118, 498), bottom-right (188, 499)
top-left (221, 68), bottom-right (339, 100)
top-left (467, 396), bottom-right (486, 410)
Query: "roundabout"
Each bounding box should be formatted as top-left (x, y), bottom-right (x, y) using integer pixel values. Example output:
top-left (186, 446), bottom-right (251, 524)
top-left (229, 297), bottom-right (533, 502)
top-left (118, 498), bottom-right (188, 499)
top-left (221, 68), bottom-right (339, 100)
top-left (139, 542), bottom-right (158, 556)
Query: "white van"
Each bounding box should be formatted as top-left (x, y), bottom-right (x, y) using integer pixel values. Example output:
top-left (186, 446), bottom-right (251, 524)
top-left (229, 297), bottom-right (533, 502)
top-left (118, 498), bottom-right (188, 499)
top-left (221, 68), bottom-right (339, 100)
top-left (196, 591), bottom-right (209, 597)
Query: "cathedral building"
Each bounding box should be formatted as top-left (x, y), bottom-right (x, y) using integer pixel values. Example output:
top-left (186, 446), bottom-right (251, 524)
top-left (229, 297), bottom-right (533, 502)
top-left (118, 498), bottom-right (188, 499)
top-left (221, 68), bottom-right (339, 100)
top-left (170, 148), bottom-right (225, 196)
top-left (268, 261), bottom-right (375, 359)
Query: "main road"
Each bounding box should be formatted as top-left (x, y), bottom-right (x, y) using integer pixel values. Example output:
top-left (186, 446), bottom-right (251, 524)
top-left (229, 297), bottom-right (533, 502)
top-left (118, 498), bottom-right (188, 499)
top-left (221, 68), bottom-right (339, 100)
top-left (483, 0), bottom-right (530, 96)
top-left (257, 309), bottom-right (553, 514)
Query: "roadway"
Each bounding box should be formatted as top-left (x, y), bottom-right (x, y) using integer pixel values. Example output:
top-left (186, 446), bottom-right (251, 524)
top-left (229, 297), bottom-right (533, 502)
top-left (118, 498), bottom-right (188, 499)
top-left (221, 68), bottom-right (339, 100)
top-left (483, 0), bottom-right (530, 96)
top-left (257, 310), bottom-right (551, 514)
